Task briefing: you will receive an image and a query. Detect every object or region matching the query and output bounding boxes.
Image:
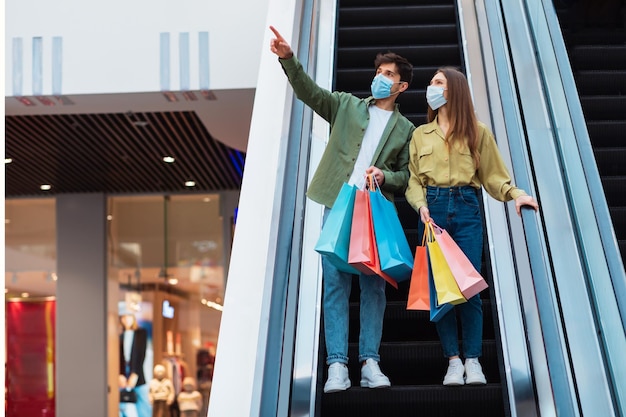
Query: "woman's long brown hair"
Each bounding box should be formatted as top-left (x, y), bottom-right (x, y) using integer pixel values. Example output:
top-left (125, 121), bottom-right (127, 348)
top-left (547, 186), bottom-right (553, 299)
top-left (427, 67), bottom-right (480, 169)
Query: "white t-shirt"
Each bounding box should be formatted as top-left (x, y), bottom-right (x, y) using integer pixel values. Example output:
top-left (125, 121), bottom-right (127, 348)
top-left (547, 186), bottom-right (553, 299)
top-left (348, 104), bottom-right (392, 190)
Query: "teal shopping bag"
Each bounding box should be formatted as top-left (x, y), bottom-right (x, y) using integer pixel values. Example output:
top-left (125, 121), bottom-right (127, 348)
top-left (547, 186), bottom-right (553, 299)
top-left (369, 189), bottom-right (413, 282)
top-left (315, 183), bottom-right (360, 274)
top-left (428, 246), bottom-right (454, 322)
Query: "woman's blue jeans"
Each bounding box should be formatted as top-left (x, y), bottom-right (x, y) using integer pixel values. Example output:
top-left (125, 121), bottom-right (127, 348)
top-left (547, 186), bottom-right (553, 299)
top-left (322, 207), bottom-right (386, 365)
top-left (419, 186), bottom-right (484, 359)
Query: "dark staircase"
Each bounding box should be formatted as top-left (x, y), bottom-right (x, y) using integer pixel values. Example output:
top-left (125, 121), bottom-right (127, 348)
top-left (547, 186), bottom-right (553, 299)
top-left (317, 0), bottom-right (509, 416)
top-left (554, 0), bottom-right (626, 264)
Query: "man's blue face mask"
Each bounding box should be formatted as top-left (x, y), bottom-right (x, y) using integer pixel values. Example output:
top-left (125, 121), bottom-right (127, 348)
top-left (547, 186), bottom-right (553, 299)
top-left (371, 74), bottom-right (401, 99)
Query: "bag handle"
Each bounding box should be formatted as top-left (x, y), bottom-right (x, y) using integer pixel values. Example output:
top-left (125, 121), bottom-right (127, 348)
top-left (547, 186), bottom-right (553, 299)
top-left (422, 221), bottom-right (435, 246)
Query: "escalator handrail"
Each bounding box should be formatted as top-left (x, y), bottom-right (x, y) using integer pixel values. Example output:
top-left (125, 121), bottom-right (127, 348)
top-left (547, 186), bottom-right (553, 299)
top-left (482, 0), bottom-right (581, 415)
top-left (522, 0), bottom-right (626, 412)
top-left (540, 0), bottom-right (626, 328)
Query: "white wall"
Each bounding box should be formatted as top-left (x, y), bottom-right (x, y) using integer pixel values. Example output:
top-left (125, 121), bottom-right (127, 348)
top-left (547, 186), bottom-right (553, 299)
top-left (5, 0), bottom-right (270, 96)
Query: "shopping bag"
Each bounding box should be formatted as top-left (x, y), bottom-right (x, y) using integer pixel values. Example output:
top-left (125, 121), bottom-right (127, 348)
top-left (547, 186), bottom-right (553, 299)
top-left (407, 245), bottom-right (429, 310)
top-left (428, 249), bottom-right (454, 322)
top-left (431, 222), bottom-right (488, 299)
top-left (315, 183), bottom-right (360, 274)
top-left (348, 189), bottom-right (378, 275)
top-left (348, 188), bottom-right (398, 288)
top-left (426, 224), bottom-right (466, 306)
top-left (407, 226), bottom-right (430, 310)
top-left (369, 187), bottom-right (413, 283)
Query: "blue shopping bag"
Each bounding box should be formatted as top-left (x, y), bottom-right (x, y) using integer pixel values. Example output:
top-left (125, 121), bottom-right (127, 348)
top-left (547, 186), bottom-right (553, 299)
top-left (428, 247), bottom-right (454, 322)
top-left (315, 183), bottom-right (360, 274)
top-left (369, 189), bottom-right (413, 282)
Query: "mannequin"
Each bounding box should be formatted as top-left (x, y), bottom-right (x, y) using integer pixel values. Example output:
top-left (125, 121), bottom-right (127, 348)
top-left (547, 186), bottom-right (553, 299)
top-left (119, 309), bottom-right (149, 417)
top-left (176, 377), bottom-right (202, 417)
top-left (148, 364), bottom-right (175, 417)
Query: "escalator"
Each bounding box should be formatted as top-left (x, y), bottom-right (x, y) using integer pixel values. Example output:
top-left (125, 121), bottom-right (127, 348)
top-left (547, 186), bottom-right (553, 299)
top-left (553, 1), bottom-right (626, 263)
top-left (319, 1), bottom-right (509, 415)
top-left (207, 1), bottom-right (626, 416)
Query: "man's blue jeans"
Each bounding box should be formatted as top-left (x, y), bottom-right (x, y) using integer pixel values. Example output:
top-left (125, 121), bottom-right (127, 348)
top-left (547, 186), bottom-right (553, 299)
top-left (419, 186), bottom-right (484, 359)
top-left (322, 207), bottom-right (386, 365)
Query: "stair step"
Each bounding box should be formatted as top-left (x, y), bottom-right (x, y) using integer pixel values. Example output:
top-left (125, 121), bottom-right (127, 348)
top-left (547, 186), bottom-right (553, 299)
top-left (321, 384), bottom-right (506, 417)
top-left (347, 300), bottom-right (497, 341)
top-left (339, 4), bottom-right (456, 26)
top-left (335, 45), bottom-right (461, 70)
top-left (588, 121), bottom-right (626, 147)
top-left (594, 148), bottom-right (626, 176)
top-left (336, 340), bottom-right (501, 385)
top-left (573, 70), bottom-right (626, 95)
top-left (569, 45), bottom-right (626, 70)
top-left (580, 96), bottom-right (626, 120)
top-left (599, 176), bottom-right (626, 207)
top-left (338, 24), bottom-right (458, 47)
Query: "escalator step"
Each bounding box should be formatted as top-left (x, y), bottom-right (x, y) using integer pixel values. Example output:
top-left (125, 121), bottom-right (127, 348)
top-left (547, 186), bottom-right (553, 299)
top-left (341, 340), bottom-right (501, 385)
top-left (587, 121), bottom-right (626, 147)
top-left (339, 4), bottom-right (456, 26)
top-left (336, 45), bottom-right (461, 69)
top-left (599, 176), bottom-right (626, 206)
top-left (335, 66), bottom-right (442, 92)
top-left (609, 207), bottom-right (626, 241)
top-left (569, 45), bottom-right (626, 70)
top-left (580, 96), bottom-right (626, 120)
top-left (573, 70), bottom-right (626, 95)
top-left (594, 148), bottom-right (626, 176)
top-left (338, 24), bottom-right (458, 47)
top-left (322, 384), bottom-right (505, 417)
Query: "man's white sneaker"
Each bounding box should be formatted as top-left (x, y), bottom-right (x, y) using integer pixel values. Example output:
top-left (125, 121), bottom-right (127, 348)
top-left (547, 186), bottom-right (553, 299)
top-left (324, 363), bottom-right (351, 393)
top-left (360, 358), bottom-right (391, 388)
top-left (443, 358), bottom-right (465, 386)
top-left (464, 358), bottom-right (487, 385)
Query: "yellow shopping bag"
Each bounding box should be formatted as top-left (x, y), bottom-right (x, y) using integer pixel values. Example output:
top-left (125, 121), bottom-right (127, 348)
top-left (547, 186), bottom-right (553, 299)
top-left (426, 223), bottom-right (466, 306)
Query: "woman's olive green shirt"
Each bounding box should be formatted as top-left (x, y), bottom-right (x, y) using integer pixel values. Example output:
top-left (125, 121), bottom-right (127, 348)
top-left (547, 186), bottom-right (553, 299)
top-left (405, 118), bottom-right (527, 211)
top-left (279, 56), bottom-right (415, 208)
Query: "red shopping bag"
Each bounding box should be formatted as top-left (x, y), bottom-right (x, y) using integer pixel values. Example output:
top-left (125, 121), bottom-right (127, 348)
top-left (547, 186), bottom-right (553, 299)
top-left (348, 187), bottom-right (398, 289)
top-left (431, 222), bottom-right (488, 299)
top-left (407, 225), bottom-right (430, 310)
top-left (407, 245), bottom-right (429, 310)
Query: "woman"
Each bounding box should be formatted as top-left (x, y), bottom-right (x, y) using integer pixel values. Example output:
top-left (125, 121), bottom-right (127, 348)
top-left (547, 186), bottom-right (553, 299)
top-left (405, 67), bottom-right (538, 386)
top-left (120, 310), bottom-right (151, 417)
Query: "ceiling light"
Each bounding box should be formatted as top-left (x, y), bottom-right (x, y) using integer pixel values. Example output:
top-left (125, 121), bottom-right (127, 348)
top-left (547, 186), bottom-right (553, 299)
top-left (202, 197), bottom-right (211, 203)
top-left (107, 215), bottom-right (113, 221)
top-left (167, 277), bottom-right (179, 285)
top-left (21, 292), bottom-right (29, 298)
top-left (133, 121), bottom-right (149, 127)
top-left (205, 301), bottom-right (223, 311)
top-left (185, 181), bottom-right (196, 187)
top-left (40, 184), bottom-right (52, 191)
top-left (163, 156), bottom-right (175, 163)
top-left (5, 158), bottom-right (13, 164)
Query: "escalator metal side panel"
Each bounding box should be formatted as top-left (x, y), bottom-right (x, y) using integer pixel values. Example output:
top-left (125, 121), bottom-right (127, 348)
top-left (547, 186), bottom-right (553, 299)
top-left (207, 1), bottom-right (313, 416)
top-left (499, 0), bottom-right (620, 415)
top-left (457, 1), bottom-right (540, 415)
top-left (528, 0), bottom-right (626, 411)
top-left (290, 1), bottom-right (339, 416)
top-left (480, 0), bottom-right (581, 416)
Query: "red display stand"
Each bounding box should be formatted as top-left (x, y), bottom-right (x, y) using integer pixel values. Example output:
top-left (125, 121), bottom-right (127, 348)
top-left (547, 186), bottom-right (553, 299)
top-left (6, 299), bottom-right (56, 417)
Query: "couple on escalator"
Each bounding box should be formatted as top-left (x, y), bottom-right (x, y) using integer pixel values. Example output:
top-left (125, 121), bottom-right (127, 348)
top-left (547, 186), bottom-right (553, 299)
top-left (269, 26), bottom-right (539, 394)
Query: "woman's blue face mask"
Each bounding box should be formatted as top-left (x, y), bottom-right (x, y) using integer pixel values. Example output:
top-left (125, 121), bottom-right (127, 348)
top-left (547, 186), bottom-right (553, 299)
top-left (426, 85), bottom-right (447, 110)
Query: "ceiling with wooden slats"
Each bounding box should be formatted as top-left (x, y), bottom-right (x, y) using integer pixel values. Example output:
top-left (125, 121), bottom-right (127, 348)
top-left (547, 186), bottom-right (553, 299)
top-left (5, 111), bottom-right (246, 197)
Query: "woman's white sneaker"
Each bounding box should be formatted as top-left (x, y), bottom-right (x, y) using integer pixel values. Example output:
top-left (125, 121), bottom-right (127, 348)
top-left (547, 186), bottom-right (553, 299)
top-left (360, 358), bottom-right (391, 388)
top-left (443, 358), bottom-right (465, 386)
top-left (464, 358), bottom-right (487, 385)
top-left (324, 363), bottom-right (351, 393)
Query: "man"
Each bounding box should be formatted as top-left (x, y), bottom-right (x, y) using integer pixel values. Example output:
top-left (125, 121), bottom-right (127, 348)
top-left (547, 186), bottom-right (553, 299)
top-left (270, 26), bottom-right (415, 393)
